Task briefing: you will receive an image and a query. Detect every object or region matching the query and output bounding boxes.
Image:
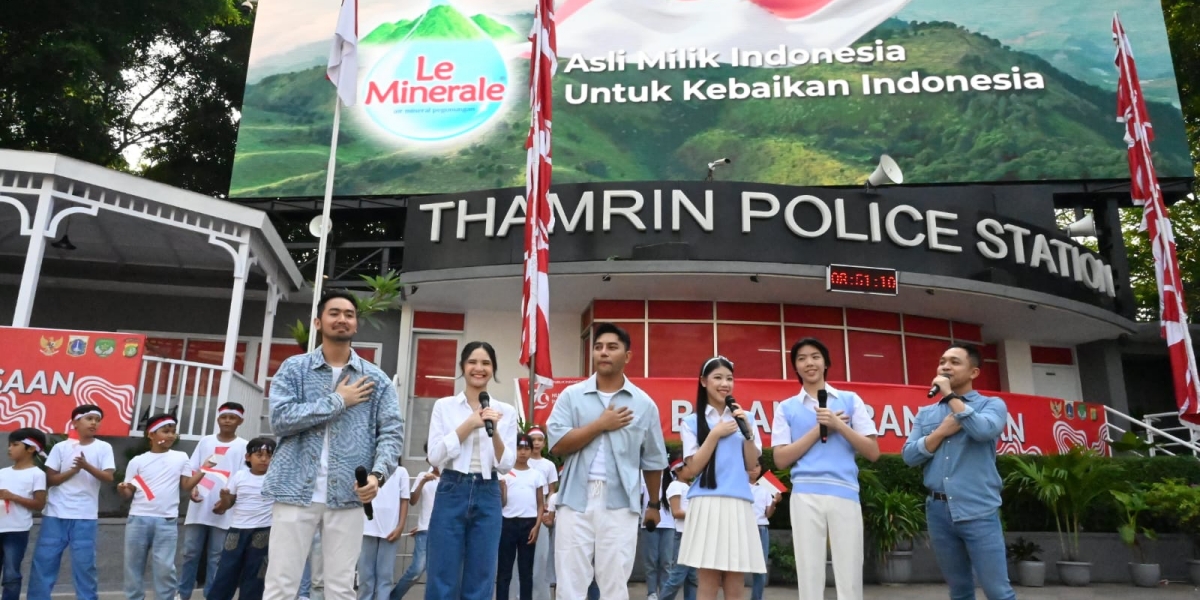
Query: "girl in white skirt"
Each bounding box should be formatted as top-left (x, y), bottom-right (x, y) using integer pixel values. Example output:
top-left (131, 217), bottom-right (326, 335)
top-left (676, 356), bottom-right (766, 599)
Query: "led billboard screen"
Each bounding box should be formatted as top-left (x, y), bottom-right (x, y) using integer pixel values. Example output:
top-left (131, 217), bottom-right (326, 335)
top-left (230, 0), bottom-right (1190, 197)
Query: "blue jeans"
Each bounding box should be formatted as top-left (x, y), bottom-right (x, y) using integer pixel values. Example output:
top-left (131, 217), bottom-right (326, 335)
top-left (926, 500), bottom-right (1016, 600)
top-left (358, 535), bottom-right (400, 600)
top-left (178, 523), bottom-right (226, 598)
top-left (208, 527), bottom-right (270, 600)
top-left (26, 516), bottom-right (99, 600)
top-left (587, 581), bottom-right (600, 600)
top-left (424, 471), bottom-right (502, 600)
top-left (299, 556), bottom-right (312, 598)
top-left (124, 515), bottom-right (180, 600)
top-left (642, 527), bottom-right (675, 596)
top-left (0, 531), bottom-right (29, 600)
top-left (657, 531), bottom-right (697, 600)
top-left (751, 526), bottom-right (769, 600)
top-left (391, 530), bottom-right (427, 599)
top-left (497, 517), bottom-right (538, 600)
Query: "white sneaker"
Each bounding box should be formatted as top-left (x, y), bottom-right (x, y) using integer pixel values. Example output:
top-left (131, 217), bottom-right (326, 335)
top-left (648, 594), bottom-right (658, 600)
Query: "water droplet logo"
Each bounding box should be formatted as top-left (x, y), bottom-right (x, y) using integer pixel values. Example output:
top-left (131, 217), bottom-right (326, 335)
top-left (362, 5), bottom-right (510, 143)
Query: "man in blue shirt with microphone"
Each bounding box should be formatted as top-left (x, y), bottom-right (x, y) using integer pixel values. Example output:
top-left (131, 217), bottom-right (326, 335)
top-left (902, 343), bottom-right (1016, 600)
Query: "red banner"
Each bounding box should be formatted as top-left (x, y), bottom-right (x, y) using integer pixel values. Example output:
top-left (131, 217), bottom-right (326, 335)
top-left (0, 327), bottom-right (146, 435)
top-left (518, 378), bottom-right (1108, 456)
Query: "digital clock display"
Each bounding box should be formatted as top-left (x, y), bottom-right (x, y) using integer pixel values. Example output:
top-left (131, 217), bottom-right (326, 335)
top-left (826, 264), bottom-right (899, 296)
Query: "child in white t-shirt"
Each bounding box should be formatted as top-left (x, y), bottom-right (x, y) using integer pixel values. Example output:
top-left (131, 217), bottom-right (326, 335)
top-left (0, 427), bottom-right (48, 600)
top-left (357, 463), bottom-right (411, 600)
top-left (207, 437), bottom-right (276, 600)
top-left (118, 414), bottom-right (203, 600)
top-left (497, 434), bottom-right (546, 600)
top-left (657, 460), bottom-right (697, 600)
top-left (27, 404), bottom-right (115, 600)
top-left (392, 446), bottom-right (438, 600)
top-left (748, 458), bottom-right (781, 600)
top-left (179, 401), bottom-right (248, 600)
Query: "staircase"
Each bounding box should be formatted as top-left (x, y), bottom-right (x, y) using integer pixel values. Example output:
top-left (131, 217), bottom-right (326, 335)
top-left (1103, 407), bottom-right (1200, 457)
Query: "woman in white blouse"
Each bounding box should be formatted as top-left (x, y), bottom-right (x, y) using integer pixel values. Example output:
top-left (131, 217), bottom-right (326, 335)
top-left (423, 341), bottom-right (518, 599)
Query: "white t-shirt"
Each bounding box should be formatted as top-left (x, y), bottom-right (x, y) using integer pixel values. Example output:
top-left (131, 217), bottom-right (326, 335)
top-left (364, 466), bottom-right (411, 538)
top-left (0, 466), bottom-right (46, 532)
top-left (546, 492), bottom-right (557, 514)
top-left (642, 483), bottom-right (675, 531)
top-left (185, 435), bottom-right (247, 528)
top-left (312, 367), bottom-right (342, 505)
top-left (44, 439), bottom-right (115, 519)
top-left (528, 457), bottom-right (558, 494)
top-left (412, 469), bottom-right (439, 532)
top-left (751, 484), bottom-right (777, 526)
top-left (666, 480), bottom-right (691, 533)
top-left (125, 450), bottom-right (193, 518)
top-left (502, 467), bottom-right (547, 519)
top-left (589, 391), bottom-right (616, 480)
top-left (226, 470), bottom-right (272, 530)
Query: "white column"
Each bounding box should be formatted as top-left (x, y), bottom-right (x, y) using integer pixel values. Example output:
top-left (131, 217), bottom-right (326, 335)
top-left (998, 339), bottom-right (1035, 394)
top-left (12, 178), bottom-right (55, 327)
top-left (218, 241), bottom-right (252, 404)
top-left (255, 277), bottom-right (283, 390)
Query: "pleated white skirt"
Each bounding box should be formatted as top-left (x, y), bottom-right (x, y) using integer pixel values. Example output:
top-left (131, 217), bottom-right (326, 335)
top-left (676, 495), bottom-right (767, 573)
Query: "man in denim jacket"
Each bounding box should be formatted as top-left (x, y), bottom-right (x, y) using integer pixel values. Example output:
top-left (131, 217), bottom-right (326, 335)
top-left (261, 291), bottom-right (403, 600)
top-left (902, 343), bottom-right (1015, 600)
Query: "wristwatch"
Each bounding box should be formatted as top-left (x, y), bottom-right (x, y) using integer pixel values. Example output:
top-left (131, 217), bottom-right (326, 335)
top-left (371, 471), bottom-right (386, 485)
top-left (647, 501), bottom-right (661, 510)
top-left (941, 393), bottom-right (962, 403)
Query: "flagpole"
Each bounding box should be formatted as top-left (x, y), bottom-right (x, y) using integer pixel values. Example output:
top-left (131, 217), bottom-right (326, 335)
top-left (307, 99), bottom-right (342, 352)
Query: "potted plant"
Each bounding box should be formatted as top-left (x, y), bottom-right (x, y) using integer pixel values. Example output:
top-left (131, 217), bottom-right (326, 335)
top-left (768, 541), bottom-right (798, 584)
top-left (290, 271), bottom-right (404, 349)
top-left (1006, 537), bottom-right (1045, 587)
top-left (1146, 479), bottom-right (1200, 584)
top-left (863, 489), bottom-right (926, 583)
top-left (1111, 488), bottom-right (1160, 587)
top-left (1004, 445), bottom-right (1118, 586)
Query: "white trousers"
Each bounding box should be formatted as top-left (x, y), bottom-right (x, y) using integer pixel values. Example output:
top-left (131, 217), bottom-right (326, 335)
top-left (262, 502), bottom-right (366, 600)
top-left (790, 493), bottom-right (864, 600)
top-left (554, 482), bottom-right (639, 600)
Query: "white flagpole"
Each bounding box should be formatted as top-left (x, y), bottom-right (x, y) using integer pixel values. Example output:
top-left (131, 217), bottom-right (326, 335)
top-left (307, 99), bottom-right (342, 352)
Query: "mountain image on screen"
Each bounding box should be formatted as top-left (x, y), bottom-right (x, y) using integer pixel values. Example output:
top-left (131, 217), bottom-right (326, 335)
top-left (361, 5), bottom-right (522, 45)
top-left (228, 0), bottom-right (1191, 198)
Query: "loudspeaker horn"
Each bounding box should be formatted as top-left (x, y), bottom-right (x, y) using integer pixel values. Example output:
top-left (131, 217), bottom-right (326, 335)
top-left (1065, 213), bottom-right (1097, 237)
top-left (308, 215), bottom-right (332, 238)
top-left (867, 154), bottom-right (903, 187)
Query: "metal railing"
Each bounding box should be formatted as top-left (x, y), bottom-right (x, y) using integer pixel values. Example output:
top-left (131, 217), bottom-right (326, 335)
top-left (132, 357), bottom-right (265, 440)
top-left (1103, 406), bottom-right (1200, 458)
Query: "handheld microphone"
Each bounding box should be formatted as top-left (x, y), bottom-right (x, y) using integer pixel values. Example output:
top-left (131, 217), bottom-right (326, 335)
top-left (355, 466), bottom-right (374, 520)
top-left (725, 396), bottom-right (753, 441)
top-left (479, 391), bottom-right (495, 438)
top-left (644, 518), bottom-right (657, 532)
top-left (927, 375), bottom-right (948, 398)
top-left (817, 389), bottom-right (828, 443)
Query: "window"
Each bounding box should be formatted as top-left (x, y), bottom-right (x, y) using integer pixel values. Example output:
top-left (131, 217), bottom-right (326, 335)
top-left (717, 324), bottom-right (782, 379)
top-left (647, 323), bottom-right (713, 377)
top-left (846, 331), bottom-right (904, 384)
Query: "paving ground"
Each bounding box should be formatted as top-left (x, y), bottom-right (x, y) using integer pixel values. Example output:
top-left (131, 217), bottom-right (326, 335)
top-left (63, 582), bottom-right (1200, 599)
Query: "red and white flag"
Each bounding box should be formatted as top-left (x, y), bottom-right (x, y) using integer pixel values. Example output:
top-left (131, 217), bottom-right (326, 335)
top-left (1114, 14), bottom-right (1200, 424)
top-left (133, 474), bottom-right (156, 501)
top-left (327, 0), bottom-right (359, 106)
top-left (520, 0), bottom-right (557, 397)
top-left (756, 471), bottom-right (787, 495)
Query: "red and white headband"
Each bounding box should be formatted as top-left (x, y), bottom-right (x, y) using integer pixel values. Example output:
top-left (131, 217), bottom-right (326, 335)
top-left (148, 417), bottom-right (177, 433)
top-left (73, 410), bottom-right (102, 421)
top-left (21, 438), bottom-right (45, 457)
top-left (217, 407), bottom-right (244, 418)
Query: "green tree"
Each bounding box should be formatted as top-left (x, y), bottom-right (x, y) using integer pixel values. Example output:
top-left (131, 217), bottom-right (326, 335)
top-left (0, 0), bottom-right (252, 195)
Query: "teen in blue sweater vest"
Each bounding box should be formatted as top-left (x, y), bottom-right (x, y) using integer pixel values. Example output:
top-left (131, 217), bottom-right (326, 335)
top-left (676, 357), bottom-right (764, 600)
top-left (771, 338), bottom-right (880, 600)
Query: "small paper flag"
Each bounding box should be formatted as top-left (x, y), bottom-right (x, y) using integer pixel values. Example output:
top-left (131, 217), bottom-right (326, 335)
top-left (133, 474), bottom-right (156, 501)
top-left (756, 471), bottom-right (787, 495)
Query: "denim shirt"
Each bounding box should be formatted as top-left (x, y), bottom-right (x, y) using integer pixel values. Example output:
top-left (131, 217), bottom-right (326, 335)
top-left (547, 375), bottom-right (669, 515)
top-left (263, 347), bottom-right (403, 509)
top-left (901, 390), bottom-right (1007, 522)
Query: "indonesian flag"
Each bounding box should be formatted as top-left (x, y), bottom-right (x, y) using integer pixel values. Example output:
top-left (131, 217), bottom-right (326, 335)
top-left (520, 0), bottom-right (556, 396)
top-left (198, 446), bottom-right (231, 493)
top-left (756, 471), bottom-right (787, 495)
top-left (327, 0), bottom-right (359, 106)
top-left (1114, 14), bottom-right (1200, 424)
top-left (133, 474), bottom-right (156, 501)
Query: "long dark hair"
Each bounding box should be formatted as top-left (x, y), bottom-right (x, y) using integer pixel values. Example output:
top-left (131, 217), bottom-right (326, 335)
top-left (695, 356), bottom-right (734, 490)
top-left (660, 448), bottom-right (677, 504)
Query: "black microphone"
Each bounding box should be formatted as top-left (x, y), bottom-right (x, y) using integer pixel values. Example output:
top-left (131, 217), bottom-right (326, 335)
top-left (725, 396), bottom-right (753, 441)
top-left (355, 466), bottom-right (374, 520)
top-left (818, 389), bottom-right (828, 443)
top-left (479, 391), bottom-right (495, 438)
top-left (926, 383), bottom-right (941, 398)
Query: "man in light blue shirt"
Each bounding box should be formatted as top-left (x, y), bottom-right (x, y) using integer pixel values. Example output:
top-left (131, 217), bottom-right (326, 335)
top-left (547, 322), bottom-right (669, 600)
top-left (902, 343), bottom-right (1015, 600)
